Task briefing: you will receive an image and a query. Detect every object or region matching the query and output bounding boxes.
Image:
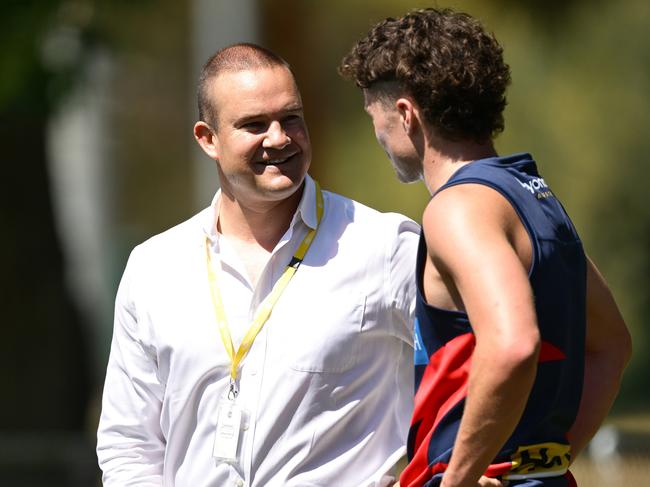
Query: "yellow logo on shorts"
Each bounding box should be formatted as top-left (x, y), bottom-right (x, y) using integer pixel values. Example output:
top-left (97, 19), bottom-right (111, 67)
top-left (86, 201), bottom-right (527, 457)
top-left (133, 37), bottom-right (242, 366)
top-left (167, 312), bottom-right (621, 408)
top-left (505, 442), bottom-right (571, 480)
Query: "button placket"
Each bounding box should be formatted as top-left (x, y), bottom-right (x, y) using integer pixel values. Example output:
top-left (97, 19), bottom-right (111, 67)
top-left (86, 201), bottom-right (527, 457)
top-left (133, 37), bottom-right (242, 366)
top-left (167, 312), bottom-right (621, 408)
top-left (241, 325), bottom-right (268, 484)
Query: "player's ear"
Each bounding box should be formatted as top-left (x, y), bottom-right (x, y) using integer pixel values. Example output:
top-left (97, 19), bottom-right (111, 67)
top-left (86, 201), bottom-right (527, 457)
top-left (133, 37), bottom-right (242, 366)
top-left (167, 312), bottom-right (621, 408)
top-left (194, 121), bottom-right (220, 160)
top-left (396, 97), bottom-right (417, 135)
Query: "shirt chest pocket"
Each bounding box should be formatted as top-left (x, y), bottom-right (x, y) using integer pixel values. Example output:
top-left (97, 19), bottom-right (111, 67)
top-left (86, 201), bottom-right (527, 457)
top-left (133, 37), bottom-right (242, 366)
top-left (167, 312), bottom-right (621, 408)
top-left (271, 292), bottom-right (367, 374)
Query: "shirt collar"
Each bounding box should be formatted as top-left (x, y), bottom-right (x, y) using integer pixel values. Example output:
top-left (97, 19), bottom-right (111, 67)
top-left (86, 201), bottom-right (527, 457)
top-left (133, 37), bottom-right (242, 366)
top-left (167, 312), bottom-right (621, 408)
top-left (201, 191), bottom-right (221, 243)
top-left (201, 174), bottom-right (318, 242)
top-left (293, 174), bottom-right (318, 231)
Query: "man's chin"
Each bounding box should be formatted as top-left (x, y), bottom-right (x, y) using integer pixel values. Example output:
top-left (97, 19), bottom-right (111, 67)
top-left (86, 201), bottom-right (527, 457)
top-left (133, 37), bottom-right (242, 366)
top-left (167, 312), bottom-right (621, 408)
top-left (390, 159), bottom-right (421, 184)
top-left (396, 171), bottom-right (421, 184)
top-left (257, 173), bottom-right (306, 198)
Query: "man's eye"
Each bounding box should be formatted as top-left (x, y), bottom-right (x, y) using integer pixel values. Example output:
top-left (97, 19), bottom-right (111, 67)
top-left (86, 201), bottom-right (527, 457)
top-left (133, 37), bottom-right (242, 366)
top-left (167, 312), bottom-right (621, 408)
top-left (241, 122), bottom-right (266, 132)
top-left (281, 115), bottom-right (303, 128)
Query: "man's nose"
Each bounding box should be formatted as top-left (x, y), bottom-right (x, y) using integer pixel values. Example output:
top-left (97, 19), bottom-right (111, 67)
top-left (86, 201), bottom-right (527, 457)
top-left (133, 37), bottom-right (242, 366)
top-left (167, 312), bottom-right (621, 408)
top-left (263, 120), bottom-right (291, 149)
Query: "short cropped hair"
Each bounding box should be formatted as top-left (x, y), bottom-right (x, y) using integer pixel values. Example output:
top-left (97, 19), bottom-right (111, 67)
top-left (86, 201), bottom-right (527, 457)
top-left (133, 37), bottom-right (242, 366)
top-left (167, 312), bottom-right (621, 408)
top-left (197, 43), bottom-right (291, 127)
top-left (339, 8), bottom-right (511, 143)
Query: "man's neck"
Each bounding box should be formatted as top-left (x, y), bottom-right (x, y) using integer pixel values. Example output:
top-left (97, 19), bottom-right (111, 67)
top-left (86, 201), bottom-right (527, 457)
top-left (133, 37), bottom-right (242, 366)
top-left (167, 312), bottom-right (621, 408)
top-left (421, 135), bottom-right (497, 195)
top-left (217, 185), bottom-right (304, 253)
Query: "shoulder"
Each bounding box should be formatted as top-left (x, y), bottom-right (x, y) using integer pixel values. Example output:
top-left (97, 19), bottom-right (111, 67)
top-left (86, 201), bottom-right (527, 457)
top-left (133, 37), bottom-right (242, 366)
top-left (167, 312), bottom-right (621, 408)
top-left (423, 183), bottom-right (513, 257)
top-left (115, 208), bottom-right (209, 313)
top-left (425, 182), bottom-right (509, 224)
top-left (323, 189), bottom-right (420, 234)
top-left (124, 207), bottom-right (209, 278)
top-left (136, 208), bottom-right (207, 253)
top-left (322, 189), bottom-right (420, 256)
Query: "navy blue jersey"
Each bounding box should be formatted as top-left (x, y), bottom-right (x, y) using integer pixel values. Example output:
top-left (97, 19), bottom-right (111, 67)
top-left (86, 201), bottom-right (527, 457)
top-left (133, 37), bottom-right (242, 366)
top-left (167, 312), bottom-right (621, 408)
top-left (402, 153), bottom-right (586, 486)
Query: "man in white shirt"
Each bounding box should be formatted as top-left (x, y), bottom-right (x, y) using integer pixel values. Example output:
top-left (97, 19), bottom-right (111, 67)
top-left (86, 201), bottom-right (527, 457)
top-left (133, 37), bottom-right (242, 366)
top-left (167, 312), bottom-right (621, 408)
top-left (97, 43), bottom-right (419, 486)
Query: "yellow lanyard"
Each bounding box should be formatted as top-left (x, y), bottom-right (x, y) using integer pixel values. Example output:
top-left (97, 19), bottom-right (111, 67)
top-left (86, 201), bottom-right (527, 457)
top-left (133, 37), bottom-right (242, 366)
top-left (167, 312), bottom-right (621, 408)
top-left (205, 182), bottom-right (323, 398)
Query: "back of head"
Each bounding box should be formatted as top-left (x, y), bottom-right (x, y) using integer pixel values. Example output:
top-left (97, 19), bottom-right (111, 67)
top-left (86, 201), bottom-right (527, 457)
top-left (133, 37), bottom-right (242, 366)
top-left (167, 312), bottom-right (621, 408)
top-left (198, 43), bottom-right (292, 127)
top-left (339, 8), bottom-right (511, 143)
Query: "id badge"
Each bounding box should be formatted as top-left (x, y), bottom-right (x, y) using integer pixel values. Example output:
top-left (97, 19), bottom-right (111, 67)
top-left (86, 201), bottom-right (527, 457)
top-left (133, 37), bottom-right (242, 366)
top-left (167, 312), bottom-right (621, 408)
top-left (212, 399), bottom-right (243, 463)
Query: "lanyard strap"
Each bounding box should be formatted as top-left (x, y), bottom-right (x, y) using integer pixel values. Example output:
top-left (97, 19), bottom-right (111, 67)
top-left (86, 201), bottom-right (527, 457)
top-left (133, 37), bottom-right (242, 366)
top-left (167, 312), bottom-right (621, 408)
top-left (205, 182), bottom-right (324, 397)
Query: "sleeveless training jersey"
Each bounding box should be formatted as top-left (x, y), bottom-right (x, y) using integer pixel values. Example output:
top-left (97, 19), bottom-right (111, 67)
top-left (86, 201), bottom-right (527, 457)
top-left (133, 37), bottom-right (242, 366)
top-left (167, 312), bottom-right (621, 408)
top-left (401, 153), bottom-right (586, 486)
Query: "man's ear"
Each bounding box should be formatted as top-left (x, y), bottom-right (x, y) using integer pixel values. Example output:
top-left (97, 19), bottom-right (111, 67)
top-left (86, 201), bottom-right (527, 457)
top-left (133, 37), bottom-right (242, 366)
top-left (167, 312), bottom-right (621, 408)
top-left (395, 97), bottom-right (418, 136)
top-left (194, 121), bottom-right (219, 160)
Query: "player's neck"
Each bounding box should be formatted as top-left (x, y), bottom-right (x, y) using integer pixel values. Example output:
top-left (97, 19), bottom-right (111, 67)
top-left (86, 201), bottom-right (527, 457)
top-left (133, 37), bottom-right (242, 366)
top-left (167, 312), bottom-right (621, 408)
top-left (422, 136), bottom-right (497, 194)
top-left (217, 186), bottom-right (303, 253)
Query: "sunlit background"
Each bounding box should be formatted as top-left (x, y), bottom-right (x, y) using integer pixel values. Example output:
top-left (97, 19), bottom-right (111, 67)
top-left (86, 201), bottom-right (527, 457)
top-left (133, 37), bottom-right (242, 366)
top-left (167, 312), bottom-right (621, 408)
top-left (1, 0), bottom-right (648, 485)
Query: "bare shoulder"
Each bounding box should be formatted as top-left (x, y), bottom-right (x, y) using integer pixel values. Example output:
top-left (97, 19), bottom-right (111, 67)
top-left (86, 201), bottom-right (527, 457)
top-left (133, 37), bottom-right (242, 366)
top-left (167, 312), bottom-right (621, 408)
top-left (422, 183), bottom-right (515, 257)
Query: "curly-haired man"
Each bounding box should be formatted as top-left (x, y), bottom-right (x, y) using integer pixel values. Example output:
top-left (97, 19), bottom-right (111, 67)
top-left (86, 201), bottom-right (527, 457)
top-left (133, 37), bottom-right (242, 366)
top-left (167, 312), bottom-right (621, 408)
top-left (340, 8), bottom-right (631, 487)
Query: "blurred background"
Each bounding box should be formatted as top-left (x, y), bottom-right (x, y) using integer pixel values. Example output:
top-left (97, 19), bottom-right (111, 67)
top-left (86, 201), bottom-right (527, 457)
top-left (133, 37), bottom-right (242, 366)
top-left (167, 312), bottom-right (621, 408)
top-left (1, 0), bottom-right (648, 485)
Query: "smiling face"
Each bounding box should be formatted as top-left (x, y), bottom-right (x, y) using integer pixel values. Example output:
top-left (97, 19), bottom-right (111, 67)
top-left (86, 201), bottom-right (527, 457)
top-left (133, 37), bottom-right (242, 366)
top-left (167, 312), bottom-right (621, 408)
top-left (205, 65), bottom-right (311, 205)
top-left (363, 88), bottom-right (422, 184)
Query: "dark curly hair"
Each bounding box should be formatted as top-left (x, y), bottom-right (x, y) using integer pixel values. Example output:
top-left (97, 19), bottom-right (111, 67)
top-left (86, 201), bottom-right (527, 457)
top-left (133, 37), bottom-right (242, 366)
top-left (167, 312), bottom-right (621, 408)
top-left (339, 8), bottom-right (511, 143)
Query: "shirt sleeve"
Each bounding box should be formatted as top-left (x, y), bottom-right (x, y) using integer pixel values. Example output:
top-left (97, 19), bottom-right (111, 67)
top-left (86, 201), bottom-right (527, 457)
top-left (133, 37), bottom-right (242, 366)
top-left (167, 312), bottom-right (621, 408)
top-left (386, 215), bottom-right (420, 345)
top-left (97, 247), bottom-right (166, 486)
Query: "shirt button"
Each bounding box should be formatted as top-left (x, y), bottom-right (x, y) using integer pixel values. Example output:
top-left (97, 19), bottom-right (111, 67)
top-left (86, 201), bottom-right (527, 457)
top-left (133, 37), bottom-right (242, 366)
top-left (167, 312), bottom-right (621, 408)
top-left (249, 368), bottom-right (257, 376)
top-left (235, 480), bottom-right (244, 487)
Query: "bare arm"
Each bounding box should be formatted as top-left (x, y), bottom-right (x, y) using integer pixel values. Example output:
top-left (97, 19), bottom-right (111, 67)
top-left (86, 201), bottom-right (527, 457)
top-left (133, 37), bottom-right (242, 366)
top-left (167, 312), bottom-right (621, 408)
top-left (423, 185), bottom-right (540, 487)
top-left (566, 257), bottom-right (632, 458)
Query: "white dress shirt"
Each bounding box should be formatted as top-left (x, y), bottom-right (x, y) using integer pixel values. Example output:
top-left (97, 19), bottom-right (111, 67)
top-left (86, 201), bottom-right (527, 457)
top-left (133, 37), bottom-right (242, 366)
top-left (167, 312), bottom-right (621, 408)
top-left (97, 175), bottom-right (419, 486)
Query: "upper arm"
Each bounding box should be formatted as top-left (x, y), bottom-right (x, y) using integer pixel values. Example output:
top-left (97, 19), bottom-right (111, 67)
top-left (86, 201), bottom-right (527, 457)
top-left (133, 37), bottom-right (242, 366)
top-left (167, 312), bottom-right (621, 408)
top-left (387, 216), bottom-right (420, 343)
top-left (585, 257), bottom-right (632, 358)
top-left (423, 184), bottom-right (539, 352)
top-left (97, 250), bottom-right (166, 485)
